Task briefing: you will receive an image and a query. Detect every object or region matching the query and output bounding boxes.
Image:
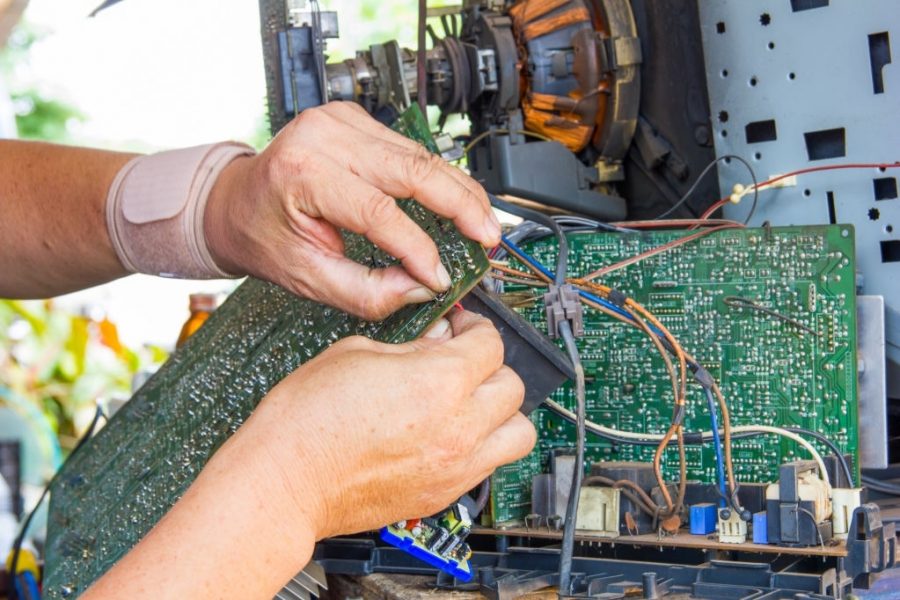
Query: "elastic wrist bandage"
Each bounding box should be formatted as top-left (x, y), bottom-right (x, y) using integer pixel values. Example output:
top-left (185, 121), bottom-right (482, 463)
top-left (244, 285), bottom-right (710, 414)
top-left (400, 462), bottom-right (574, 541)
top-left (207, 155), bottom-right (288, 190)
top-left (106, 142), bottom-right (256, 279)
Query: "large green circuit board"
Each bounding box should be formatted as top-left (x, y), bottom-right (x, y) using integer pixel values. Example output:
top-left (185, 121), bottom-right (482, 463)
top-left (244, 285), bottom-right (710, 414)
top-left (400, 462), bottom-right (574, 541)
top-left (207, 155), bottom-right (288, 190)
top-left (43, 107), bottom-right (489, 598)
top-left (491, 224), bottom-right (858, 525)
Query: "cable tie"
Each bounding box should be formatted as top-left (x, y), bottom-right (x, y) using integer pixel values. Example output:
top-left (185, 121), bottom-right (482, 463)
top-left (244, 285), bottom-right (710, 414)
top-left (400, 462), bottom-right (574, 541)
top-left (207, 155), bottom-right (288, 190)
top-left (693, 366), bottom-right (715, 388)
top-left (607, 288), bottom-right (628, 307)
top-left (684, 432), bottom-right (703, 444)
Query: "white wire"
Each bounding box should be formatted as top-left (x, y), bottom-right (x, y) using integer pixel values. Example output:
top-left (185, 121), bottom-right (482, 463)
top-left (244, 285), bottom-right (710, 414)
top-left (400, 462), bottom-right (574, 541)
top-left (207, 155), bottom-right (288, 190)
top-left (543, 400), bottom-right (832, 489)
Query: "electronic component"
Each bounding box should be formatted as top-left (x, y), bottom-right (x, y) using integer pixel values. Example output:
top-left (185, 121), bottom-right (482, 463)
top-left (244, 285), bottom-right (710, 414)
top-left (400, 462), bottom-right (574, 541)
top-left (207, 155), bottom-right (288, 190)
top-left (717, 508), bottom-right (747, 544)
top-left (575, 486), bottom-right (620, 538)
top-left (492, 225), bottom-right (859, 525)
top-left (380, 504), bottom-right (474, 581)
top-left (765, 461), bottom-right (833, 547)
top-left (752, 512), bottom-right (769, 545)
top-left (41, 106), bottom-right (490, 600)
top-left (689, 503), bottom-right (717, 536)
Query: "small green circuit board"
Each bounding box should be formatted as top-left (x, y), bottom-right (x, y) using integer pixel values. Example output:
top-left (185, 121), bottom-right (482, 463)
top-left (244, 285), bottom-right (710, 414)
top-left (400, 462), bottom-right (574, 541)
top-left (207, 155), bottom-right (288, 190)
top-left (491, 225), bottom-right (858, 525)
top-left (43, 107), bottom-right (489, 598)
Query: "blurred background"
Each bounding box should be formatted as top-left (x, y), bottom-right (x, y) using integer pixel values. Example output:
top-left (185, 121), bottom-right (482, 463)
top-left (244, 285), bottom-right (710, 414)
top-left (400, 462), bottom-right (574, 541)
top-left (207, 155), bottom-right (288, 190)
top-left (0, 0), bottom-right (429, 557)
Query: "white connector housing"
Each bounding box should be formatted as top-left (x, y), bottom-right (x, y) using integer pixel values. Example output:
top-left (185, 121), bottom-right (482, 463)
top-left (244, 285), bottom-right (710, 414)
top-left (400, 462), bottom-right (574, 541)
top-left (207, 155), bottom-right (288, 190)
top-left (831, 487), bottom-right (863, 540)
top-left (718, 510), bottom-right (747, 543)
top-left (576, 487), bottom-right (620, 538)
top-left (766, 174), bottom-right (798, 189)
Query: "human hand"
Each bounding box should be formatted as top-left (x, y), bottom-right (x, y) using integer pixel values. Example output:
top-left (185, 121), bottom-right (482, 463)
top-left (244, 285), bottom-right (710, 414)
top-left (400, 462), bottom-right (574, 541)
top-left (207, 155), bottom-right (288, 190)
top-left (204, 102), bottom-right (501, 320)
top-left (229, 310), bottom-right (535, 540)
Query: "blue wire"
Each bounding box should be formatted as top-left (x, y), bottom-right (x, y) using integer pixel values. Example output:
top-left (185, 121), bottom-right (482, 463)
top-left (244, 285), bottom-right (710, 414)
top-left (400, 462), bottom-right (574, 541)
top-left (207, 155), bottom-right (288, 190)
top-left (704, 387), bottom-right (727, 506)
top-left (500, 235), bottom-right (664, 334)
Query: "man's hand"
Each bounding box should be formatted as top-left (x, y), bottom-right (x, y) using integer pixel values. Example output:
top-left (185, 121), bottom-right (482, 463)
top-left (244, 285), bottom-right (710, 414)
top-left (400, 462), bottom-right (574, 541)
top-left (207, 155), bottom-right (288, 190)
top-left (85, 311), bottom-right (535, 599)
top-left (239, 309), bottom-right (536, 539)
top-left (205, 102), bottom-right (501, 320)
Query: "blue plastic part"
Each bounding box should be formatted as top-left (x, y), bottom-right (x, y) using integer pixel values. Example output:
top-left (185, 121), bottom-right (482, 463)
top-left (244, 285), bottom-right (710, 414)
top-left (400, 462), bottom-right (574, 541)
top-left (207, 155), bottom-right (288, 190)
top-left (379, 527), bottom-right (473, 582)
top-left (690, 503), bottom-right (718, 535)
top-left (753, 512), bottom-right (769, 545)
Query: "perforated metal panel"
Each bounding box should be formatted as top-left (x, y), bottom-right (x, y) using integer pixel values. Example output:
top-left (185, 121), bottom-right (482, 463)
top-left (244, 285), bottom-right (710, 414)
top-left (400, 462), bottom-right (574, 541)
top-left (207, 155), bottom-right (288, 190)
top-left (697, 0), bottom-right (900, 370)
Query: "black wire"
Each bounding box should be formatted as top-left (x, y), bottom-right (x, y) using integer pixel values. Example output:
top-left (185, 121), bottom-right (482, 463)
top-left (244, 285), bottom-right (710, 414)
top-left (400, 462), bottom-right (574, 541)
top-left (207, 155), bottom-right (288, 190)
top-left (784, 427), bottom-right (854, 487)
top-left (9, 406), bottom-right (106, 598)
top-left (557, 321), bottom-right (584, 596)
top-left (470, 478), bottom-right (491, 516)
top-left (653, 154), bottom-right (758, 222)
top-left (492, 193), bottom-right (582, 595)
top-left (862, 476), bottom-right (900, 496)
top-left (798, 507), bottom-right (825, 548)
top-left (488, 193), bottom-right (568, 286)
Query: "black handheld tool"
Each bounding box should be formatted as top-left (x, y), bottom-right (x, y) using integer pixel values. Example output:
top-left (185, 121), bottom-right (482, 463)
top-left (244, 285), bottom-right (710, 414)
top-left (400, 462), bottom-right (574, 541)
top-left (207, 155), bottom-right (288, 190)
top-left (460, 286), bottom-right (574, 415)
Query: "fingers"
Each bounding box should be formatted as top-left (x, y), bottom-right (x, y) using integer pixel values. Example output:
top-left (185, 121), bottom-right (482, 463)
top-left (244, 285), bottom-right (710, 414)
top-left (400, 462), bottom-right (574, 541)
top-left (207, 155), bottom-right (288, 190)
top-left (319, 103), bottom-right (495, 226)
top-left (301, 257), bottom-right (435, 321)
top-left (468, 366), bottom-right (525, 440)
top-left (347, 144), bottom-right (500, 247)
top-left (431, 311), bottom-right (506, 387)
top-left (307, 103), bottom-right (501, 248)
top-left (474, 413), bottom-right (537, 471)
top-left (299, 154), bottom-right (451, 293)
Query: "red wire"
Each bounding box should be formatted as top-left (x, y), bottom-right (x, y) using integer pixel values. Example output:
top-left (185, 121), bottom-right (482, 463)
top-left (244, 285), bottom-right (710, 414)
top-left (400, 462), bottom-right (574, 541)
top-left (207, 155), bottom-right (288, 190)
top-left (699, 161), bottom-right (900, 221)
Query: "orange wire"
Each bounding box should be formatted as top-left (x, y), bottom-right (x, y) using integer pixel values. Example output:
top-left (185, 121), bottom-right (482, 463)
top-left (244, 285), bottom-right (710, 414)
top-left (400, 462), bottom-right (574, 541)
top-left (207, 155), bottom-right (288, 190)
top-left (580, 224), bottom-right (742, 281)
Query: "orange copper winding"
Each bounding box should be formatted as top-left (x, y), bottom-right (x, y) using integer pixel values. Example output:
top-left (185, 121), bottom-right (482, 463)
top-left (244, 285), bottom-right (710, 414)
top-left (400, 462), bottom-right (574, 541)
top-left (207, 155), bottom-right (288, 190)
top-left (510, 0), bottom-right (611, 153)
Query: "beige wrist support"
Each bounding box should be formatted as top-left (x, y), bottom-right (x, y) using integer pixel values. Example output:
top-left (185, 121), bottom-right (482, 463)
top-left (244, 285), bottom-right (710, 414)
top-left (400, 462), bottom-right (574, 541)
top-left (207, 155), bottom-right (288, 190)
top-left (106, 142), bottom-right (256, 279)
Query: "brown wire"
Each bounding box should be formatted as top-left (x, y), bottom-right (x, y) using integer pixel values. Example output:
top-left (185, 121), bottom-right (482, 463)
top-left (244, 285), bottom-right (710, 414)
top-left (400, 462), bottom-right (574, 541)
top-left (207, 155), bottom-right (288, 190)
top-left (582, 476), bottom-right (659, 517)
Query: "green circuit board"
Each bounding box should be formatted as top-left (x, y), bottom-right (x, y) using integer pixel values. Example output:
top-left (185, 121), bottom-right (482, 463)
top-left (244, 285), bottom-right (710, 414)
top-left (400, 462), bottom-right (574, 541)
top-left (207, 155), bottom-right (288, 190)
top-left (43, 106), bottom-right (489, 598)
top-left (491, 224), bottom-right (858, 525)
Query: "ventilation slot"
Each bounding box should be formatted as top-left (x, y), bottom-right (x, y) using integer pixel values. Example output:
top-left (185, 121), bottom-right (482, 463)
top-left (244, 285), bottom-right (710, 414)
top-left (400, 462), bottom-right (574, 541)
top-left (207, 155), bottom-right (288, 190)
top-left (881, 240), bottom-right (900, 263)
top-left (791, 0), bottom-right (829, 11)
top-left (826, 191), bottom-right (837, 225)
top-left (804, 128), bottom-right (846, 161)
top-left (745, 119), bottom-right (778, 144)
top-left (874, 177), bottom-right (898, 201)
top-left (869, 32), bottom-right (892, 94)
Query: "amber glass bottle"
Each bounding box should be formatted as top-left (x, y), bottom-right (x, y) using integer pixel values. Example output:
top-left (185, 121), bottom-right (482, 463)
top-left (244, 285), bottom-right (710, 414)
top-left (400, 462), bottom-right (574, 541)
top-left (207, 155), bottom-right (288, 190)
top-left (175, 294), bottom-right (218, 348)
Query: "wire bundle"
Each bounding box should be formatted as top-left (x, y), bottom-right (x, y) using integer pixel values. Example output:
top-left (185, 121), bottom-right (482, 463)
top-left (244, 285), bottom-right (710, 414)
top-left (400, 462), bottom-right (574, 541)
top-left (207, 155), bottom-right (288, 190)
top-left (485, 201), bottom-right (859, 594)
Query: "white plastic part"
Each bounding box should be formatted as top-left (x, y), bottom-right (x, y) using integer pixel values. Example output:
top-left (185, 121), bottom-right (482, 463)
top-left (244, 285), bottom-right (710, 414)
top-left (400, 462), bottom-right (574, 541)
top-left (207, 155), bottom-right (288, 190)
top-left (717, 509), bottom-right (747, 543)
top-left (831, 487), bottom-right (863, 541)
top-left (576, 486), bottom-right (621, 538)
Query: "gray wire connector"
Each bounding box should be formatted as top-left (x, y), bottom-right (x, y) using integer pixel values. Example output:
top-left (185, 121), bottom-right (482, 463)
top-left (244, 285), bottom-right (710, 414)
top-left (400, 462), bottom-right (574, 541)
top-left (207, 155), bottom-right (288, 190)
top-left (544, 284), bottom-right (584, 339)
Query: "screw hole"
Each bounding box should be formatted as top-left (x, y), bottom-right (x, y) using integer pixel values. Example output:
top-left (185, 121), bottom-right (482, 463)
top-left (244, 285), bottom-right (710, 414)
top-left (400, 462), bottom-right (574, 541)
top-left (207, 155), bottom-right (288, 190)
top-left (887, 225), bottom-right (894, 233)
top-left (750, 76), bottom-right (758, 87)
top-left (804, 189), bottom-right (812, 197)
top-left (760, 13), bottom-right (772, 26)
top-left (721, 130), bottom-right (728, 138)
top-left (718, 110), bottom-right (729, 123)
top-left (721, 69), bottom-right (729, 78)
top-left (869, 208), bottom-right (881, 221)
top-left (841, 229), bottom-right (850, 238)
top-left (754, 152), bottom-right (762, 160)
top-left (768, 41), bottom-right (775, 50)
top-left (724, 157), bottom-right (732, 165)
top-left (788, 72), bottom-right (797, 80)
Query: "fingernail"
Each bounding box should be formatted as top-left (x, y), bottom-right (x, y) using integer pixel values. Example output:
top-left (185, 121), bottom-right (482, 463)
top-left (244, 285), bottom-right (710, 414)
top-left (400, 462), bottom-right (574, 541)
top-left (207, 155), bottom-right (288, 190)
top-left (403, 286), bottom-right (435, 304)
top-left (423, 318), bottom-right (451, 339)
top-left (435, 263), bottom-right (452, 290)
top-left (485, 209), bottom-right (502, 240)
